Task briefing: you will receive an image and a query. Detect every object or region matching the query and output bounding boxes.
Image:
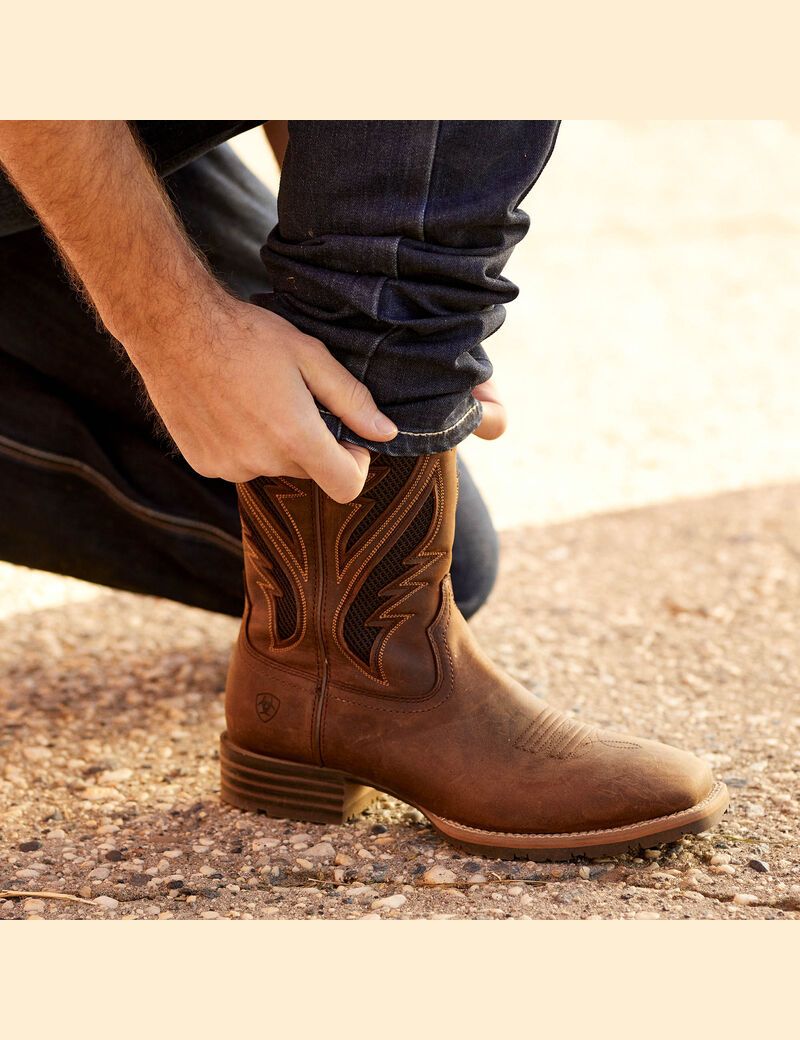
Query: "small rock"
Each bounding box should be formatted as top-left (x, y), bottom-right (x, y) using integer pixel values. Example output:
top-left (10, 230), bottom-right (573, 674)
top-left (99, 768), bottom-right (133, 784)
top-left (201, 911), bottom-right (221, 919)
top-left (334, 852), bottom-right (354, 866)
top-left (578, 865), bottom-right (592, 879)
top-left (252, 838), bottom-right (280, 851)
top-left (47, 829), bottom-right (67, 840)
top-left (19, 840), bottom-right (42, 852)
top-left (421, 865), bottom-right (457, 886)
top-left (305, 842), bottom-right (336, 861)
top-left (89, 866), bottom-right (110, 880)
top-left (374, 894), bottom-right (407, 910)
top-left (23, 746), bottom-right (52, 762)
top-left (23, 899), bottom-right (45, 914)
top-left (748, 859), bottom-right (770, 873)
top-left (93, 896), bottom-right (119, 910)
top-left (296, 858), bottom-right (314, 870)
top-left (710, 852), bottom-right (731, 866)
top-left (732, 893), bottom-right (759, 906)
top-left (634, 911), bottom-right (661, 919)
top-left (83, 786), bottom-right (122, 802)
top-left (643, 849), bottom-right (662, 860)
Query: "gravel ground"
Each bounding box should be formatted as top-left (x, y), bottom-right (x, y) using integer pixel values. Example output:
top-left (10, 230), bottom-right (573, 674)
top-left (1, 122), bottom-right (798, 919)
top-left (1, 481), bottom-right (798, 919)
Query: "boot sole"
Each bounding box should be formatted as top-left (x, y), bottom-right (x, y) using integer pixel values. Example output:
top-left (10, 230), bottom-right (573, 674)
top-left (219, 732), bottom-right (730, 861)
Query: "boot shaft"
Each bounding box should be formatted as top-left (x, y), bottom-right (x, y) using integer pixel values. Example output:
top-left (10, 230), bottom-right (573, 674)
top-left (237, 449), bottom-right (458, 696)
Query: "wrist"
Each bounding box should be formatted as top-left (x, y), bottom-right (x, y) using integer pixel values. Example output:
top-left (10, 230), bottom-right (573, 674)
top-left (104, 258), bottom-right (232, 367)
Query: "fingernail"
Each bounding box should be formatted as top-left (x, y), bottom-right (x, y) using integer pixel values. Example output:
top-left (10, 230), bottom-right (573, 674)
top-left (375, 414), bottom-right (398, 438)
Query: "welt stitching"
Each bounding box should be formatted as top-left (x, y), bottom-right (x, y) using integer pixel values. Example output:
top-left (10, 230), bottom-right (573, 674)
top-left (435, 784), bottom-right (725, 840)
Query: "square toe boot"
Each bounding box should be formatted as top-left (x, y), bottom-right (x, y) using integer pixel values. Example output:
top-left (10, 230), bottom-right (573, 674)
top-left (220, 450), bottom-right (729, 860)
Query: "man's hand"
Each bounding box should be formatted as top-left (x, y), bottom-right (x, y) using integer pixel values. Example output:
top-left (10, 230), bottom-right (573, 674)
top-left (0, 120), bottom-right (396, 502)
top-left (132, 293), bottom-right (397, 501)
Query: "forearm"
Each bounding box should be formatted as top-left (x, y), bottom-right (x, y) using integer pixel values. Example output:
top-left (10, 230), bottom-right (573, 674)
top-left (0, 120), bottom-right (225, 362)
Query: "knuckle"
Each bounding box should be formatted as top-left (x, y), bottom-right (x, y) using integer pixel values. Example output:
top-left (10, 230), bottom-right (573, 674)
top-left (345, 379), bottom-right (373, 413)
top-left (299, 333), bottom-right (326, 356)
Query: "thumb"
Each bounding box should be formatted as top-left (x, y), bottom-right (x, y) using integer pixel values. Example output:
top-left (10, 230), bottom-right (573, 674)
top-left (300, 348), bottom-right (398, 443)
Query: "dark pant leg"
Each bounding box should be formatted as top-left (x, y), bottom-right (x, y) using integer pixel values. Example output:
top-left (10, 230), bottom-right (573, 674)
top-left (0, 140), bottom-right (498, 617)
top-left (257, 120), bottom-right (560, 455)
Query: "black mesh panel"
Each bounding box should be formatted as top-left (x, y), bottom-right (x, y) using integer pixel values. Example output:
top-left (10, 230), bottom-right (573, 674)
top-left (343, 488), bottom-right (435, 665)
top-left (346, 457), bottom-right (418, 553)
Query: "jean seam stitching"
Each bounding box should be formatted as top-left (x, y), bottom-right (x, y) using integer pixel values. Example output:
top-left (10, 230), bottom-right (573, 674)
top-left (319, 398), bottom-right (479, 438)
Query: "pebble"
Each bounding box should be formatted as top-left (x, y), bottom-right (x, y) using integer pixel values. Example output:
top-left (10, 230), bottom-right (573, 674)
top-left (748, 859), bottom-right (770, 873)
top-left (252, 838), bottom-right (280, 851)
top-left (295, 858), bottom-right (314, 870)
top-left (334, 853), bottom-right (354, 866)
top-left (83, 785), bottom-right (122, 802)
top-left (23, 746), bottom-right (52, 762)
top-left (578, 866), bottom-right (592, 879)
top-left (89, 866), bottom-right (110, 880)
top-left (710, 852), bottom-right (731, 866)
top-left (732, 893), bottom-right (759, 906)
top-left (634, 911), bottom-right (661, 919)
top-left (373, 895), bottom-right (407, 910)
top-left (19, 840), bottom-right (42, 852)
top-left (93, 896), bottom-right (119, 909)
top-left (421, 865), bottom-right (457, 886)
top-left (23, 898), bottom-right (45, 914)
top-left (304, 842), bottom-right (336, 861)
top-left (99, 768), bottom-right (133, 784)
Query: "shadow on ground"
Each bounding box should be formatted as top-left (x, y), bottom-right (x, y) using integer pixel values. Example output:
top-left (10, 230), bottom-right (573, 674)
top-left (1, 482), bottom-right (799, 919)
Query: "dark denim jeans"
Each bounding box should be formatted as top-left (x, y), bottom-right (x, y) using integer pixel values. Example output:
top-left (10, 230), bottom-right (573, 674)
top-left (259, 121), bottom-right (560, 455)
top-left (1, 124), bottom-right (546, 617)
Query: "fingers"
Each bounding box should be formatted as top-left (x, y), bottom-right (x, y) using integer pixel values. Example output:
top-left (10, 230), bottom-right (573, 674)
top-left (292, 404), bottom-right (372, 503)
top-left (298, 342), bottom-right (398, 443)
top-left (472, 378), bottom-right (507, 440)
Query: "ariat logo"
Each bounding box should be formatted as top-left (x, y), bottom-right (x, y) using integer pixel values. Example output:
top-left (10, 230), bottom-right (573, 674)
top-left (256, 693), bottom-right (280, 723)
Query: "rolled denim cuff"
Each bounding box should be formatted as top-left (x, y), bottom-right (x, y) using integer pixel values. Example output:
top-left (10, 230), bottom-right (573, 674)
top-left (319, 398), bottom-right (483, 457)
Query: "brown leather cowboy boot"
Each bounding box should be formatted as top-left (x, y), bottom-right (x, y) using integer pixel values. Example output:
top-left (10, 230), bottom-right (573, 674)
top-left (220, 450), bottom-right (728, 859)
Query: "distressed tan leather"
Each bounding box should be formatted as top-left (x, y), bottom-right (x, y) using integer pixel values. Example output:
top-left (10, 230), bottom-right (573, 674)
top-left (225, 449), bottom-right (719, 838)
